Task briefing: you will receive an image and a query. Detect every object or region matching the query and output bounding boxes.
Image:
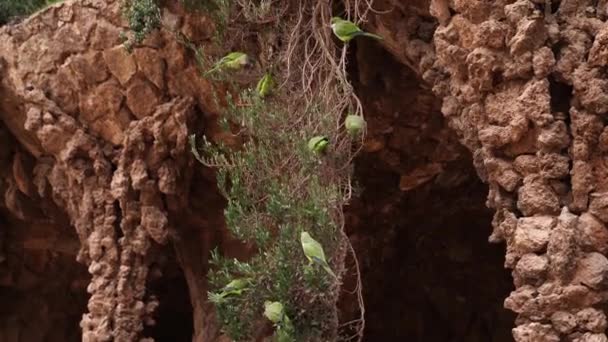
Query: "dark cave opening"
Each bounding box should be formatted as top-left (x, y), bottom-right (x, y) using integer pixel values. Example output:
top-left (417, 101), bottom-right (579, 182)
top-left (342, 37), bottom-right (516, 341)
top-left (548, 75), bottom-right (573, 116)
top-left (145, 249), bottom-right (194, 342)
top-left (345, 167), bottom-right (516, 342)
top-left (0, 211), bottom-right (89, 342)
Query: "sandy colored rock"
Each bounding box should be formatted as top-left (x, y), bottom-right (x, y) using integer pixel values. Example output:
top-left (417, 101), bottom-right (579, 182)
top-left (103, 45), bottom-right (137, 86)
top-left (576, 308), bottom-right (608, 333)
top-left (513, 216), bottom-right (555, 254)
top-left (517, 176), bottom-right (560, 216)
top-left (126, 79), bottom-right (161, 119)
top-left (514, 253), bottom-right (548, 286)
top-left (134, 48), bottom-right (165, 90)
top-left (589, 194), bottom-right (608, 223)
top-left (572, 253), bottom-right (608, 290)
top-left (551, 311), bottom-right (577, 334)
top-left (512, 322), bottom-right (560, 342)
top-left (577, 213), bottom-right (608, 254)
top-left (574, 333), bottom-right (608, 342)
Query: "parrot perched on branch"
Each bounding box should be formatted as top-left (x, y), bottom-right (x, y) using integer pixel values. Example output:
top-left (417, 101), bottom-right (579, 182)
top-left (205, 52), bottom-right (251, 75)
top-left (330, 17), bottom-right (383, 42)
top-left (210, 278), bottom-right (251, 303)
top-left (220, 278), bottom-right (251, 296)
top-left (256, 72), bottom-right (275, 98)
top-left (344, 114), bottom-right (366, 137)
top-left (264, 301), bottom-right (286, 324)
top-left (307, 136), bottom-right (329, 154)
top-left (300, 231), bottom-right (337, 279)
top-left (264, 301), bottom-right (295, 342)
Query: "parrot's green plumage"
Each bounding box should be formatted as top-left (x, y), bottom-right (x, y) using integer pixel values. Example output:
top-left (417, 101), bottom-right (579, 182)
top-left (307, 136), bottom-right (329, 154)
top-left (330, 17), bottom-right (383, 42)
top-left (300, 231), bottom-right (337, 278)
top-left (216, 278), bottom-right (251, 299)
top-left (276, 328), bottom-right (295, 342)
top-left (264, 301), bottom-right (286, 324)
top-left (205, 52), bottom-right (251, 75)
top-left (344, 114), bottom-right (366, 137)
top-left (264, 301), bottom-right (295, 341)
top-left (256, 72), bottom-right (275, 98)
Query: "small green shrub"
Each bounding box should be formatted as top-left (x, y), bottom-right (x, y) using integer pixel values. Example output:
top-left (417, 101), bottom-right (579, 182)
top-left (192, 86), bottom-right (346, 341)
top-left (121, 0), bottom-right (161, 51)
top-left (184, 0), bottom-right (369, 340)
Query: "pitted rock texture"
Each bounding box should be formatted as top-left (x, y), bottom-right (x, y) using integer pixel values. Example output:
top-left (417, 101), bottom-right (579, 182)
top-left (0, 1), bottom-right (232, 341)
top-left (411, 0), bottom-right (608, 340)
top-left (5, 0), bottom-right (608, 341)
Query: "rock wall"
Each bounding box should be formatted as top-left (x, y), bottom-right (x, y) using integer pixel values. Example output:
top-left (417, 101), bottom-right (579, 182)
top-left (342, 32), bottom-right (515, 341)
top-left (4, 0), bottom-right (608, 341)
top-left (412, 0), bottom-right (608, 340)
top-left (0, 1), bottom-right (232, 340)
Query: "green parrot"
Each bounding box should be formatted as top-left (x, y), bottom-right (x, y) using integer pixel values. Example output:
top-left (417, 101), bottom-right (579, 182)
top-left (256, 72), bottom-right (275, 98)
top-left (205, 52), bottom-right (251, 75)
top-left (330, 17), bottom-right (383, 42)
top-left (344, 114), bottom-right (366, 137)
top-left (300, 231), bottom-right (337, 278)
top-left (264, 301), bottom-right (295, 342)
top-left (307, 136), bottom-right (329, 154)
top-left (264, 301), bottom-right (286, 324)
top-left (215, 278), bottom-right (251, 299)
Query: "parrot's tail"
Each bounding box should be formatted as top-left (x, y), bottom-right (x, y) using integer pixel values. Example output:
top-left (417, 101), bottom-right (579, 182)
top-left (322, 264), bottom-right (338, 279)
top-left (203, 65), bottom-right (221, 76)
top-left (360, 32), bottom-right (383, 40)
top-left (313, 256), bottom-right (337, 279)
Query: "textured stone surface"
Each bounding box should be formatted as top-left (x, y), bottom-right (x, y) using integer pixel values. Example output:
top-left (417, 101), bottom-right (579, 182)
top-left (5, 0), bottom-right (608, 341)
top-left (414, 0), bottom-right (608, 339)
top-left (0, 1), bottom-right (223, 341)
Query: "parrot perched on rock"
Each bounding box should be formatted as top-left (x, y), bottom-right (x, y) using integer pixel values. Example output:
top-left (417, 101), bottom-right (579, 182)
top-left (307, 136), bottom-right (329, 154)
top-left (256, 72), bottom-right (275, 98)
top-left (300, 231), bottom-right (337, 279)
top-left (330, 17), bottom-right (383, 42)
top-left (205, 52), bottom-right (251, 75)
top-left (344, 114), bottom-right (366, 137)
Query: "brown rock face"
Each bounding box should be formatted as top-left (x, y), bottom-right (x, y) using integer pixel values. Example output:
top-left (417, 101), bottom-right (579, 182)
top-left (401, 0), bottom-right (608, 339)
top-left (0, 1), bottom-right (223, 341)
top-left (4, 0), bottom-right (608, 341)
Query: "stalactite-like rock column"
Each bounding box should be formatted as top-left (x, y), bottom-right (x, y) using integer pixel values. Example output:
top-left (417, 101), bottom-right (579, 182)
top-left (0, 1), bottom-right (218, 340)
top-left (425, 0), bottom-right (608, 341)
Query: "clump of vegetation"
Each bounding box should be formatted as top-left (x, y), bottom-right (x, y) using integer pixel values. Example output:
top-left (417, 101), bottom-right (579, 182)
top-left (121, 0), bottom-right (232, 51)
top-left (123, 0), bottom-right (374, 340)
top-left (191, 87), bottom-right (347, 340)
top-left (120, 0), bottom-right (161, 51)
top-left (0, 0), bottom-right (62, 25)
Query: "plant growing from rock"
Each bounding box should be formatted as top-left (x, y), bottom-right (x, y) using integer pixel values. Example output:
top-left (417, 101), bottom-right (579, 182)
top-left (191, 87), bottom-right (346, 340)
top-left (121, 0), bottom-right (161, 51)
top-left (179, 0), bottom-right (374, 340)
